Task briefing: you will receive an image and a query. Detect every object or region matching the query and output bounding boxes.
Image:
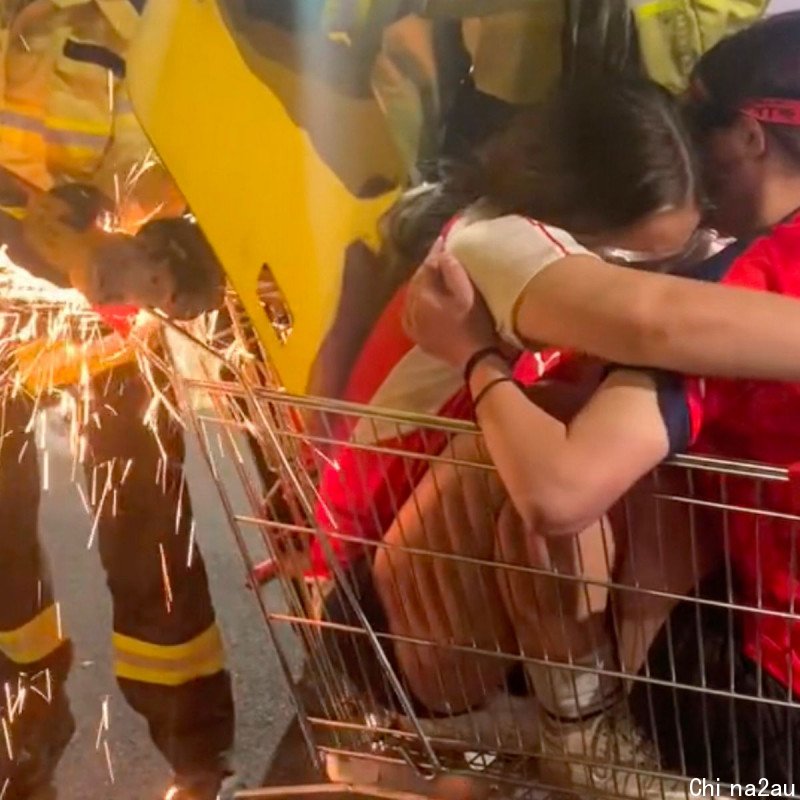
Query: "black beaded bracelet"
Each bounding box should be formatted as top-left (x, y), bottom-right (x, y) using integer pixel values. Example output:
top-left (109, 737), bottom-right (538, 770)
top-left (463, 346), bottom-right (506, 385)
top-left (472, 377), bottom-right (516, 415)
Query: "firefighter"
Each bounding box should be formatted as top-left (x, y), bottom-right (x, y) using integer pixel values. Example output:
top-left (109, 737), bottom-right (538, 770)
top-left (307, 0), bottom-right (770, 168)
top-left (0, 1), bottom-right (233, 799)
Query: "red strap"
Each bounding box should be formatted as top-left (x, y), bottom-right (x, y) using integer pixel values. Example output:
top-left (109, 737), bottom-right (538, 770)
top-left (94, 304), bottom-right (138, 337)
top-left (742, 98), bottom-right (800, 127)
top-left (440, 213), bottom-right (461, 244)
top-left (513, 348), bottom-right (574, 387)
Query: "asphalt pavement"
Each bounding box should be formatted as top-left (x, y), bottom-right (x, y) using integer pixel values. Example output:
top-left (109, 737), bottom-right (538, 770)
top-left (40, 416), bottom-right (302, 800)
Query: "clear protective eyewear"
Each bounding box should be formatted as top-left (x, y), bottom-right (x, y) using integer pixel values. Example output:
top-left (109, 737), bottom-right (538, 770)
top-left (594, 227), bottom-right (731, 274)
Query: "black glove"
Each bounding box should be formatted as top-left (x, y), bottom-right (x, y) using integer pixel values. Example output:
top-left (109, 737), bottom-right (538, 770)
top-left (86, 232), bottom-right (177, 310)
top-left (47, 183), bottom-right (114, 231)
top-left (135, 216), bottom-right (225, 319)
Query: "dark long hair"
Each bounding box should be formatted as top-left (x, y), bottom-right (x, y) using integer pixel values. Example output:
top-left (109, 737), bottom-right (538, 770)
top-left (689, 12), bottom-right (800, 165)
top-left (466, 75), bottom-right (696, 234)
top-left (386, 74), bottom-right (697, 266)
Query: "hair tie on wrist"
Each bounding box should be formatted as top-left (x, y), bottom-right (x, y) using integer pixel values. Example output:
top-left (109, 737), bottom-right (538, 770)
top-left (463, 346), bottom-right (506, 385)
top-left (472, 377), bottom-right (516, 418)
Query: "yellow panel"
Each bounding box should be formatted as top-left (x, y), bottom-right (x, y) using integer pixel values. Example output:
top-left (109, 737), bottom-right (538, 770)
top-left (126, 0), bottom-right (403, 393)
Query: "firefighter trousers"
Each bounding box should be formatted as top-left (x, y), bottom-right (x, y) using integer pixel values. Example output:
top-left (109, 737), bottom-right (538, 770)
top-left (0, 361), bottom-right (234, 777)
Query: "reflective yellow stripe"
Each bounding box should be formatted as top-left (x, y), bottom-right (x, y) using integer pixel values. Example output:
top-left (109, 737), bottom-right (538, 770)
top-left (113, 624), bottom-right (225, 687)
top-left (46, 143), bottom-right (107, 170)
top-left (44, 115), bottom-right (111, 138)
top-left (0, 106), bottom-right (110, 162)
top-left (114, 654), bottom-right (225, 687)
top-left (2, 108), bottom-right (109, 140)
top-left (0, 605), bottom-right (64, 665)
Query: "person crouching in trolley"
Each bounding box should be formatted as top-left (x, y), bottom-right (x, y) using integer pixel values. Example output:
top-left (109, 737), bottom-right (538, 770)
top-left (0, 1), bottom-right (234, 799)
top-left (404, 10), bottom-right (800, 797)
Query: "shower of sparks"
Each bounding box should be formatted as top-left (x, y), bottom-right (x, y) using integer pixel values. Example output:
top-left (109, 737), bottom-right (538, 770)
top-left (37, 410), bottom-right (46, 449)
top-left (0, 171), bottom-right (291, 794)
top-left (7, 686), bottom-right (25, 723)
top-left (0, 243), bottom-right (189, 570)
top-left (101, 152), bottom-right (165, 235)
top-left (95, 696), bottom-right (115, 784)
top-left (186, 520), bottom-right (197, 569)
top-left (95, 696), bottom-right (110, 750)
top-left (0, 237), bottom-right (290, 791)
top-left (30, 669), bottom-right (52, 704)
top-left (2, 717), bottom-right (12, 762)
top-left (87, 469), bottom-right (112, 550)
top-left (175, 474), bottom-right (187, 535)
top-left (75, 482), bottom-right (92, 516)
top-left (3, 684), bottom-right (15, 724)
top-left (90, 461), bottom-right (99, 507)
top-left (120, 458), bottom-right (134, 486)
top-left (159, 543), bottom-right (174, 615)
top-left (104, 740), bottom-right (115, 784)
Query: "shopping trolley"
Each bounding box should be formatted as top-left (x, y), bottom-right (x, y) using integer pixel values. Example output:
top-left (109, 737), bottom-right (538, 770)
top-left (161, 301), bottom-right (800, 800)
top-left (126, 0), bottom-right (800, 795)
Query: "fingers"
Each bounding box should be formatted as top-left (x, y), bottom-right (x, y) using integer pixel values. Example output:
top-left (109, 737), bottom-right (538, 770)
top-left (405, 236), bottom-right (473, 339)
top-left (438, 250), bottom-right (474, 307)
top-left (403, 259), bottom-right (439, 338)
top-left (422, 236), bottom-right (445, 267)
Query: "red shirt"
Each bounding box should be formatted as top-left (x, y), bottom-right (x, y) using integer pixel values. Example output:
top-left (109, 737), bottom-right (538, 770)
top-left (311, 214), bottom-right (588, 574)
top-left (652, 211), bottom-right (800, 695)
top-left (311, 286), bottom-right (571, 575)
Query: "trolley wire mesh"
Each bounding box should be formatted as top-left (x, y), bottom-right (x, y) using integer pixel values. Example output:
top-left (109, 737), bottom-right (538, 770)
top-left (165, 307), bottom-right (800, 800)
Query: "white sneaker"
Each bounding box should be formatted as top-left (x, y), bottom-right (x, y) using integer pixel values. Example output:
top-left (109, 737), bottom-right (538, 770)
top-left (539, 700), bottom-right (692, 799)
top-left (409, 693), bottom-right (540, 751)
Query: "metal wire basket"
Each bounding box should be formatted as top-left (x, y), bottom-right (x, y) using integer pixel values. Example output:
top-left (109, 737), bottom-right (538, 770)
top-left (164, 307), bottom-right (800, 800)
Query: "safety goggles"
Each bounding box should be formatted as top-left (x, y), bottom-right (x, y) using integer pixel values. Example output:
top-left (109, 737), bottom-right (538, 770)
top-left (594, 227), bottom-right (728, 273)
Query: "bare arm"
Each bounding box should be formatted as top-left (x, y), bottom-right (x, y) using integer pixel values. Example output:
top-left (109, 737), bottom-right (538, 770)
top-left (515, 254), bottom-right (800, 381)
top-left (403, 247), bottom-right (674, 533)
top-left (446, 220), bottom-right (800, 382)
top-left (470, 355), bottom-right (670, 537)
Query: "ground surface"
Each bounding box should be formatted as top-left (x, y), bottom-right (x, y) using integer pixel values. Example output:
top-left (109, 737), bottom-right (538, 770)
top-left (41, 418), bottom-right (304, 800)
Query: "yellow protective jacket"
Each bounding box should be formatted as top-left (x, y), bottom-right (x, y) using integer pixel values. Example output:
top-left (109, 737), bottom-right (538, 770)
top-left (0, 0), bottom-right (183, 221)
top-left (463, 4), bottom-right (567, 104)
top-left (372, 0), bottom-right (768, 173)
top-left (0, 0), bottom-right (187, 391)
top-left (464, 0), bottom-right (768, 100)
top-left (630, 0), bottom-right (768, 93)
